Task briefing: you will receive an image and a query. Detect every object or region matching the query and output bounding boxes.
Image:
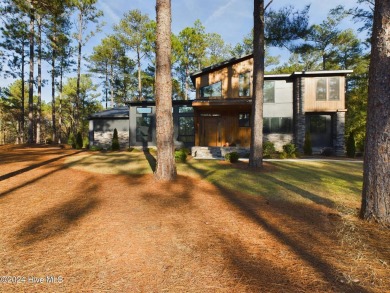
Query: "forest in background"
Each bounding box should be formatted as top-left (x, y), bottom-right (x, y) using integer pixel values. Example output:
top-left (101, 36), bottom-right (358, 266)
top-left (0, 0), bottom-right (372, 150)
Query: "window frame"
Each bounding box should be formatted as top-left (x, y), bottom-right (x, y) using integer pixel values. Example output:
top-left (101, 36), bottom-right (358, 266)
top-left (238, 113), bottom-right (250, 127)
top-left (315, 77), bottom-right (340, 101)
top-left (200, 81), bottom-right (222, 99)
top-left (264, 80), bottom-right (275, 103)
top-left (239, 71), bottom-right (251, 97)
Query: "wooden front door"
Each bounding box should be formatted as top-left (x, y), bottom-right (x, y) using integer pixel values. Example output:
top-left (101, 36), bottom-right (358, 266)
top-left (201, 116), bottom-right (221, 146)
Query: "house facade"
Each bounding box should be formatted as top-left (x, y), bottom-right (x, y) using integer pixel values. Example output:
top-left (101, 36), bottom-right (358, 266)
top-left (89, 54), bottom-right (351, 156)
top-left (190, 54), bottom-right (352, 156)
top-left (89, 101), bottom-right (194, 150)
top-left (88, 106), bottom-right (130, 149)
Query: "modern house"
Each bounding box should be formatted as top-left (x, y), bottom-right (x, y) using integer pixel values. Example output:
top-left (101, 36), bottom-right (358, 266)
top-left (89, 101), bottom-right (194, 150)
top-left (190, 54), bottom-right (352, 156)
top-left (89, 54), bottom-right (352, 157)
top-left (88, 106), bottom-right (130, 149)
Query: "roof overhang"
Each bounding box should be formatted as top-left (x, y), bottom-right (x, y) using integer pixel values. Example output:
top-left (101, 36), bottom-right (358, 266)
top-left (192, 98), bottom-right (252, 111)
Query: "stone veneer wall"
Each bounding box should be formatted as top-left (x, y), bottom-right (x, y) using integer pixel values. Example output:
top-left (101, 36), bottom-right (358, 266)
top-left (92, 131), bottom-right (129, 149)
top-left (333, 111), bottom-right (346, 156)
top-left (264, 134), bottom-right (294, 151)
top-left (294, 76), bottom-right (306, 153)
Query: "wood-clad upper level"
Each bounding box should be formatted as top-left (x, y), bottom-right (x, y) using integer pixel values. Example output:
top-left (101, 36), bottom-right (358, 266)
top-left (190, 54), bottom-right (352, 113)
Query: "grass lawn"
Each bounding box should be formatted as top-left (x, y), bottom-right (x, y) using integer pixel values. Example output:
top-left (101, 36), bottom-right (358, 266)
top-left (70, 151), bottom-right (363, 216)
top-left (1, 146), bottom-right (388, 292)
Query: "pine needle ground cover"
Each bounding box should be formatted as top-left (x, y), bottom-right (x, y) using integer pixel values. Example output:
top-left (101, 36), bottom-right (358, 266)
top-left (0, 145), bottom-right (388, 292)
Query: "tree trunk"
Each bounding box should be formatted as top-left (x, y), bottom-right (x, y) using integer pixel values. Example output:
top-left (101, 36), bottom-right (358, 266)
top-left (137, 49), bottom-right (142, 100)
top-left (110, 63), bottom-right (114, 107)
top-left (154, 0), bottom-right (176, 181)
top-left (361, 0), bottom-right (390, 226)
top-left (76, 12), bottom-right (83, 133)
top-left (21, 47), bottom-right (25, 144)
top-left (52, 49), bottom-right (57, 143)
top-left (36, 14), bottom-right (42, 144)
top-left (105, 61), bottom-right (108, 109)
top-left (27, 1), bottom-right (35, 144)
top-left (249, 0), bottom-right (265, 168)
top-left (58, 63), bottom-right (63, 144)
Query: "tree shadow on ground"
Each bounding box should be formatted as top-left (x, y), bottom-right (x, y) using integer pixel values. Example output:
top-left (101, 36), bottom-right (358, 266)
top-left (0, 150), bottom-right (84, 181)
top-left (184, 162), bottom-right (370, 292)
top-left (143, 149), bottom-right (156, 172)
top-left (14, 180), bottom-right (101, 247)
top-left (0, 154), bottom-right (91, 199)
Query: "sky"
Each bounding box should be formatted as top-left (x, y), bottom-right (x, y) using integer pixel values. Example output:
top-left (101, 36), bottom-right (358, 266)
top-left (96, 0), bottom-right (359, 47)
top-left (2, 0), bottom-right (363, 103)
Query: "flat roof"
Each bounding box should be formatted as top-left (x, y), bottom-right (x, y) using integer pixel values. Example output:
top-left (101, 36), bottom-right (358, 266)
top-left (190, 53), bottom-right (353, 85)
top-left (88, 106), bottom-right (129, 120)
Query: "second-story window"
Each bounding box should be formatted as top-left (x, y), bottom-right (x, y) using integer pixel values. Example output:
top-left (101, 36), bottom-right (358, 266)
top-left (316, 77), bottom-right (340, 101)
top-left (239, 72), bottom-right (251, 96)
top-left (200, 81), bottom-right (222, 99)
top-left (264, 81), bottom-right (275, 103)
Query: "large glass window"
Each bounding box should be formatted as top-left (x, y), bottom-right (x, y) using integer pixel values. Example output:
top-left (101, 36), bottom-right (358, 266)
top-left (263, 117), bottom-right (292, 134)
top-left (316, 77), bottom-right (340, 101)
top-left (239, 113), bottom-right (250, 127)
top-left (264, 81), bottom-right (275, 103)
top-left (239, 72), bottom-right (251, 96)
top-left (316, 78), bottom-right (327, 101)
top-left (328, 77), bottom-right (340, 101)
top-left (178, 117), bottom-right (194, 143)
top-left (136, 107), bottom-right (152, 114)
top-left (136, 116), bottom-right (152, 142)
top-left (178, 106), bottom-right (193, 113)
top-left (200, 81), bottom-right (222, 98)
top-left (309, 115), bottom-right (327, 133)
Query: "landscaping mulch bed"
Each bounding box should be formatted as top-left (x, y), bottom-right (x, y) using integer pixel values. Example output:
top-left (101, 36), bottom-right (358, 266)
top-left (0, 145), bottom-right (388, 292)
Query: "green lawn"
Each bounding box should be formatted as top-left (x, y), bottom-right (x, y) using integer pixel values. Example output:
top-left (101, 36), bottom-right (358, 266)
top-left (67, 151), bottom-right (363, 215)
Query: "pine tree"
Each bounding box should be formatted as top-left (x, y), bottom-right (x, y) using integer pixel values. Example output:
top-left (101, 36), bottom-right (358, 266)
top-left (303, 131), bottom-right (312, 155)
top-left (111, 128), bottom-right (120, 151)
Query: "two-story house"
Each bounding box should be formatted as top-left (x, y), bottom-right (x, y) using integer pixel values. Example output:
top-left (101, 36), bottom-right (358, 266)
top-left (190, 54), bottom-right (352, 156)
top-left (89, 54), bottom-right (352, 157)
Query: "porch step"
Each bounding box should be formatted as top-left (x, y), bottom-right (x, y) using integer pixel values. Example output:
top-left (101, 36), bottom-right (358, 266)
top-left (191, 147), bottom-right (222, 159)
top-left (191, 146), bottom-right (250, 159)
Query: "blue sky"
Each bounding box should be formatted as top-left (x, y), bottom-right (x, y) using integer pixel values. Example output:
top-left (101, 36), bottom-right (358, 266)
top-left (2, 0), bottom-right (363, 102)
top-left (95, 0), bottom-right (360, 47)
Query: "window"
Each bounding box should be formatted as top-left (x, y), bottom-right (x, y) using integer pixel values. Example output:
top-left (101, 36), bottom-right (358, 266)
top-left (136, 116), bottom-right (152, 142)
top-left (264, 81), bottom-right (275, 103)
top-left (239, 113), bottom-right (250, 127)
top-left (263, 117), bottom-right (292, 134)
top-left (328, 77), bottom-right (340, 101)
top-left (178, 117), bottom-right (194, 143)
top-left (200, 81), bottom-right (222, 98)
top-left (316, 77), bottom-right (340, 101)
top-left (136, 107), bottom-right (152, 114)
top-left (239, 72), bottom-right (251, 96)
top-left (178, 106), bottom-right (193, 113)
top-left (309, 115), bottom-right (327, 133)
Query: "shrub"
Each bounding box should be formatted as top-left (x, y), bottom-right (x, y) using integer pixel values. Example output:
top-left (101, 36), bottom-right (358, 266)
top-left (90, 145), bottom-right (102, 151)
top-left (321, 147), bottom-right (333, 156)
top-left (112, 128), bottom-right (120, 151)
top-left (346, 132), bottom-right (356, 158)
top-left (45, 137), bottom-right (53, 144)
top-left (224, 151), bottom-right (239, 163)
top-left (282, 143), bottom-right (297, 158)
top-left (75, 132), bottom-right (83, 149)
top-left (303, 131), bottom-right (312, 155)
top-left (68, 133), bottom-right (76, 149)
top-left (83, 137), bottom-right (89, 149)
top-left (263, 141), bottom-right (276, 158)
top-left (175, 149), bottom-right (187, 162)
top-left (179, 147), bottom-right (191, 155)
top-left (279, 152), bottom-right (288, 159)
